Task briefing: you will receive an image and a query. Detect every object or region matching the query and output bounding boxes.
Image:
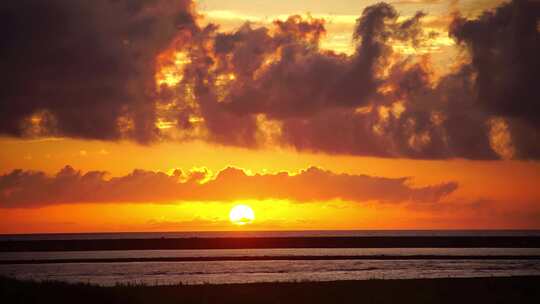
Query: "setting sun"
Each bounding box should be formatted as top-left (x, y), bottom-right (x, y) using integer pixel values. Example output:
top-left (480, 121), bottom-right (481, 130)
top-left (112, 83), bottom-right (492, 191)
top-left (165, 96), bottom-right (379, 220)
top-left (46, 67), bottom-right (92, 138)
top-left (229, 204), bottom-right (255, 225)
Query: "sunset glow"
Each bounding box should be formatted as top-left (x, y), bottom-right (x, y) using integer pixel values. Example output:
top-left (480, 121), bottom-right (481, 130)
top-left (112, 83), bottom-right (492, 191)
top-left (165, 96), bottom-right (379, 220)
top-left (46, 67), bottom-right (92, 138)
top-left (0, 0), bottom-right (539, 233)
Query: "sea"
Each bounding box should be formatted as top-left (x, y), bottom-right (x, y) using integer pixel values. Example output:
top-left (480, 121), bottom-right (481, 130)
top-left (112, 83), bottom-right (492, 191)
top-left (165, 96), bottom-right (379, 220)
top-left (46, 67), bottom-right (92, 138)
top-left (1, 230), bottom-right (540, 286)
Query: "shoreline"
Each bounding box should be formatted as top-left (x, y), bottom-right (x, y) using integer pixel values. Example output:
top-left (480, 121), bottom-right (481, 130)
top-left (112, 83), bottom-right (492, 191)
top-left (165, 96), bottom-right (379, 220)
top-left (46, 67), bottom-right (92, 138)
top-left (2, 276), bottom-right (539, 303)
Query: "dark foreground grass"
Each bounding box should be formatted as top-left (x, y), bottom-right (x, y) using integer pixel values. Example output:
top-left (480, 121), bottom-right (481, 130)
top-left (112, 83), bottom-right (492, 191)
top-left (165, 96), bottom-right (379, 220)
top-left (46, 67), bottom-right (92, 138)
top-left (1, 276), bottom-right (540, 304)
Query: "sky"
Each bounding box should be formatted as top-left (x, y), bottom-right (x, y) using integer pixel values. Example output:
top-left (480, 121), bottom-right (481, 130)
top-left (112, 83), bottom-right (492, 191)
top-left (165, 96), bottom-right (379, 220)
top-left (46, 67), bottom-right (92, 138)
top-left (1, 0), bottom-right (539, 233)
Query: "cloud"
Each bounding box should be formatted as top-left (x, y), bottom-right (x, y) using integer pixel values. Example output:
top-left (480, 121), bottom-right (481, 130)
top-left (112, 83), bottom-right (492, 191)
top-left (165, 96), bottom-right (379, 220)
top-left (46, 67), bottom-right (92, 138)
top-left (0, 0), bottom-right (196, 143)
top-left (449, 0), bottom-right (540, 158)
top-left (1, 0), bottom-right (538, 159)
top-left (0, 166), bottom-right (457, 208)
top-left (160, 0), bottom-right (539, 159)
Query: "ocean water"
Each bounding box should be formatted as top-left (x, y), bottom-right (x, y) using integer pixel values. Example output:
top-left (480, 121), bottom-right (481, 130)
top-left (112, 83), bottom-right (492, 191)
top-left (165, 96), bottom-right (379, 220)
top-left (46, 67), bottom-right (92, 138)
top-left (1, 248), bottom-right (540, 285)
top-left (1, 258), bottom-right (540, 286)
top-left (1, 231), bottom-right (539, 285)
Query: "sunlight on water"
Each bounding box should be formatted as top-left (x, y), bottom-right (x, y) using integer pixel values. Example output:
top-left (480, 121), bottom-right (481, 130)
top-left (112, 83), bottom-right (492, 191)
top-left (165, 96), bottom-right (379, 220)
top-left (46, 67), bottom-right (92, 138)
top-left (1, 259), bottom-right (540, 286)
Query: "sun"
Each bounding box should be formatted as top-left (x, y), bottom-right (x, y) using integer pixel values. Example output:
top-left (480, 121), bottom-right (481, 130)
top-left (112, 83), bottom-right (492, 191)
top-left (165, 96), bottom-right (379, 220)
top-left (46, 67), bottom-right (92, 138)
top-left (229, 204), bottom-right (255, 225)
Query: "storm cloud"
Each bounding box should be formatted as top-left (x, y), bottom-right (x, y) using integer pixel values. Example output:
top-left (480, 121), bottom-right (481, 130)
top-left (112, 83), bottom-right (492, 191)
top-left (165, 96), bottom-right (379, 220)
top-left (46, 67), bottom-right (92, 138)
top-left (0, 166), bottom-right (457, 207)
top-left (0, 0), bottom-right (196, 143)
top-left (1, 0), bottom-right (538, 159)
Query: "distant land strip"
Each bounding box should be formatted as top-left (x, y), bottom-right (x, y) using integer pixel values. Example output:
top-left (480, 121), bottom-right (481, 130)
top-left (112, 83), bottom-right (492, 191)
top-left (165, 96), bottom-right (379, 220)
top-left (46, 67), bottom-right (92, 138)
top-left (2, 255), bottom-right (540, 265)
top-left (1, 236), bottom-right (540, 251)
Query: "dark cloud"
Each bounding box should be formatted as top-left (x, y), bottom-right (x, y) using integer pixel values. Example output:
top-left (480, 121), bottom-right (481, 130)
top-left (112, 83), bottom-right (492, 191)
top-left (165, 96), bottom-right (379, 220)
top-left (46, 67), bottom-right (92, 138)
top-left (1, 0), bottom-right (538, 159)
top-left (0, 0), bottom-right (195, 143)
top-left (0, 166), bottom-right (457, 208)
top-left (449, 0), bottom-right (540, 158)
top-left (219, 4), bottom-right (407, 117)
top-left (173, 3), bottom-right (439, 151)
top-left (167, 0), bottom-right (538, 159)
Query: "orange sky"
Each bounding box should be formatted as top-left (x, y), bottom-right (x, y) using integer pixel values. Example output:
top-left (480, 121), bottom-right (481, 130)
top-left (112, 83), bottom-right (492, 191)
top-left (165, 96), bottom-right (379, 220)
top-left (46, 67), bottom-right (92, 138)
top-left (1, 0), bottom-right (539, 233)
top-left (2, 136), bottom-right (539, 233)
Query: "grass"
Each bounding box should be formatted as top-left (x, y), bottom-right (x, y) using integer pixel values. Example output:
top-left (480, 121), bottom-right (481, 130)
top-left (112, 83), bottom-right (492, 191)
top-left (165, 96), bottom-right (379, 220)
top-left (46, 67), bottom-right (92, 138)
top-left (1, 276), bottom-right (540, 303)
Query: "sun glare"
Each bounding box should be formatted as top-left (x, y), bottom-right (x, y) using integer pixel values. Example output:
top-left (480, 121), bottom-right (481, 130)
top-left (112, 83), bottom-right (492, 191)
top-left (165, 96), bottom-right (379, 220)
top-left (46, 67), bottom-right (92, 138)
top-left (229, 204), bottom-right (255, 225)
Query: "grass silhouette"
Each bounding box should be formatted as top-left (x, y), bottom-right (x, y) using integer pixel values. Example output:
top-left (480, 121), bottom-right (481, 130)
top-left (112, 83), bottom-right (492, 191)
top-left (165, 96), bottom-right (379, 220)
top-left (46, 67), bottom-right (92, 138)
top-left (1, 275), bottom-right (540, 304)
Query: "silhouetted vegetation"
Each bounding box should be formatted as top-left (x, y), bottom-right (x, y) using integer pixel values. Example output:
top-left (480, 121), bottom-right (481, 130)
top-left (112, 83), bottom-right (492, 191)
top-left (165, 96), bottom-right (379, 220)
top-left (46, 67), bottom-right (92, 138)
top-left (1, 276), bottom-right (539, 304)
